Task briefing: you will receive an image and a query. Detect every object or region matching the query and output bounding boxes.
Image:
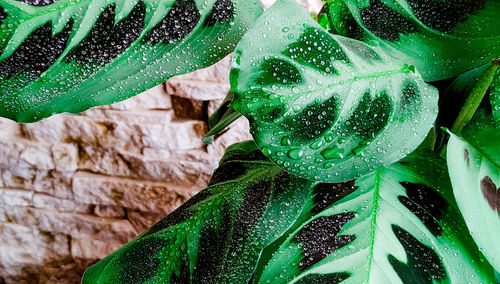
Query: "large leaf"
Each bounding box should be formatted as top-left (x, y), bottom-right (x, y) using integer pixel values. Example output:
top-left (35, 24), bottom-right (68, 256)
top-left (230, 0), bottom-right (438, 182)
top-left (84, 141), bottom-right (495, 283)
top-left (251, 150), bottom-right (494, 283)
top-left (83, 141), bottom-right (316, 283)
top-left (0, 0), bottom-right (262, 122)
top-left (447, 114), bottom-right (500, 271)
top-left (323, 0), bottom-right (500, 81)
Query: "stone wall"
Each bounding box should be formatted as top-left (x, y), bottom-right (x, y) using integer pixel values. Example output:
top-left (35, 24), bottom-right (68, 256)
top-left (0, 0), bottom-right (322, 282)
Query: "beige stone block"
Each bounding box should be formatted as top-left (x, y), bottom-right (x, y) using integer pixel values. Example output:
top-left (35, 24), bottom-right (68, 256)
top-left (71, 238), bottom-right (123, 259)
top-left (141, 119), bottom-right (207, 150)
top-left (78, 146), bottom-right (215, 184)
top-left (83, 109), bottom-right (173, 126)
top-left (51, 143), bottom-right (78, 172)
top-left (73, 172), bottom-right (196, 213)
top-left (93, 205), bottom-right (126, 218)
top-left (0, 222), bottom-right (69, 267)
top-left (106, 84), bottom-right (172, 110)
top-left (127, 210), bottom-right (166, 233)
top-left (0, 189), bottom-right (33, 207)
top-left (32, 193), bottom-right (92, 214)
top-left (0, 205), bottom-right (137, 243)
top-left (0, 138), bottom-right (55, 169)
top-left (0, 168), bottom-right (74, 200)
top-left (165, 80), bottom-right (229, 101)
top-left (0, 117), bottom-right (22, 138)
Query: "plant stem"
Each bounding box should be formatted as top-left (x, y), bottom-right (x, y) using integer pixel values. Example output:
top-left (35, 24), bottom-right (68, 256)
top-left (451, 58), bottom-right (500, 134)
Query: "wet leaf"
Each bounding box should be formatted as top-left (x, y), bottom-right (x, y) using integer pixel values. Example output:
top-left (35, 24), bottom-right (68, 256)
top-left (230, 0), bottom-right (438, 182)
top-left (324, 0), bottom-right (500, 81)
top-left (251, 150), bottom-right (494, 283)
top-left (83, 141), bottom-right (315, 283)
top-left (447, 114), bottom-right (500, 271)
top-left (0, 0), bottom-right (262, 122)
top-left (84, 142), bottom-right (495, 283)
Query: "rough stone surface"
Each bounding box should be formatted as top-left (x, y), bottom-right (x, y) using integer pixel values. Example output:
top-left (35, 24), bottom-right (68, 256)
top-left (0, 0), bottom-right (322, 282)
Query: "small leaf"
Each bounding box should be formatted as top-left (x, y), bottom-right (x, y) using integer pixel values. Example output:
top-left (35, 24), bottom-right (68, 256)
top-left (230, 0), bottom-right (438, 182)
top-left (328, 0), bottom-right (500, 81)
top-left (447, 115), bottom-right (500, 271)
top-left (203, 91), bottom-right (242, 144)
top-left (0, 0), bottom-right (263, 122)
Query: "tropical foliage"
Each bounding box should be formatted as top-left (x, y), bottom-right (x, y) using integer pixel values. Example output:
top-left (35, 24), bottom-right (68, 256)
top-left (1, 0), bottom-right (499, 282)
top-left (0, 0), bottom-right (262, 121)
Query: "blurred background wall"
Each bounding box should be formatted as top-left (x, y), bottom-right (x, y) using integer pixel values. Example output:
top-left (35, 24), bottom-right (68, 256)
top-left (0, 0), bottom-right (322, 282)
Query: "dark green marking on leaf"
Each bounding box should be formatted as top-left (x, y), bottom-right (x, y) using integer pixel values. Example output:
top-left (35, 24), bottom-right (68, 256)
top-left (338, 91), bottom-right (392, 154)
top-left (171, 256), bottom-right (190, 284)
top-left (399, 81), bottom-right (421, 114)
top-left (203, 0), bottom-right (234, 27)
top-left (398, 182), bottom-right (447, 236)
top-left (388, 225), bottom-right (448, 283)
top-left (407, 0), bottom-right (486, 33)
top-left (208, 161), bottom-right (249, 186)
top-left (282, 27), bottom-right (349, 75)
top-left (0, 7), bottom-right (6, 26)
top-left (254, 58), bottom-right (302, 86)
top-left (65, 2), bottom-right (146, 65)
top-left (16, 0), bottom-right (59, 6)
top-left (360, 0), bottom-right (418, 41)
top-left (480, 176), bottom-right (500, 216)
top-left (281, 95), bottom-right (338, 142)
top-left (194, 208), bottom-right (232, 283)
top-left (312, 180), bottom-right (358, 213)
top-left (144, 0), bottom-right (200, 45)
top-left (294, 213), bottom-right (356, 271)
top-left (0, 21), bottom-right (73, 79)
top-left (234, 180), bottom-right (272, 238)
top-left (114, 237), bottom-right (167, 283)
top-left (295, 272), bottom-right (351, 284)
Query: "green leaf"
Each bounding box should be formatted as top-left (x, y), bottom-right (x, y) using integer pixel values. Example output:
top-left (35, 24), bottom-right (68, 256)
top-left (84, 141), bottom-right (494, 283)
top-left (490, 61), bottom-right (500, 126)
top-left (0, 0), bottom-right (262, 122)
top-left (230, 0), bottom-right (438, 182)
top-left (83, 141), bottom-right (316, 283)
top-left (252, 151), bottom-right (494, 283)
top-left (202, 91), bottom-right (242, 144)
top-left (327, 0), bottom-right (500, 81)
top-left (447, 115), bottom-right (500, 271)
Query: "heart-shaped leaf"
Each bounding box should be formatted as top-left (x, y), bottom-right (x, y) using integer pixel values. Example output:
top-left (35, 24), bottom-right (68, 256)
top-left (447, 114), bottom-right (500, 271)
top-left (0, 0), bottom-right (262, 122)
top-left (230, 0), bottom-right (438, 182)
top-left (323, 0), bottom-right (500, 81)
top-left (84, 141), bottom-right (495, 283)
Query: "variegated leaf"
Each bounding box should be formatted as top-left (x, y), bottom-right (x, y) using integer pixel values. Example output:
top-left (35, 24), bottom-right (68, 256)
top-left (230, 0), bottom-right (438, 182)
top-left (0, 0), bottom-right (262, 122)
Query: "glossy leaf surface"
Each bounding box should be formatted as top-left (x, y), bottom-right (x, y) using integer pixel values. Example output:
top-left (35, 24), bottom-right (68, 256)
top-left (252, 150), bottom-right (493, 283)
top-left (491, 65), bottom-right (500, 126)
top-left (83, 141), bottom-right (316, 283)
top-left (447, 114), bottom-right (500, 271)
top-left (324, 0), bottom-right (500, 81)
top-left (84, 141), bottom-right (494, 283)
top-left (231, 0), bottom-right (438, 182)
top-left (0, 0), bottom-right (262, 122)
